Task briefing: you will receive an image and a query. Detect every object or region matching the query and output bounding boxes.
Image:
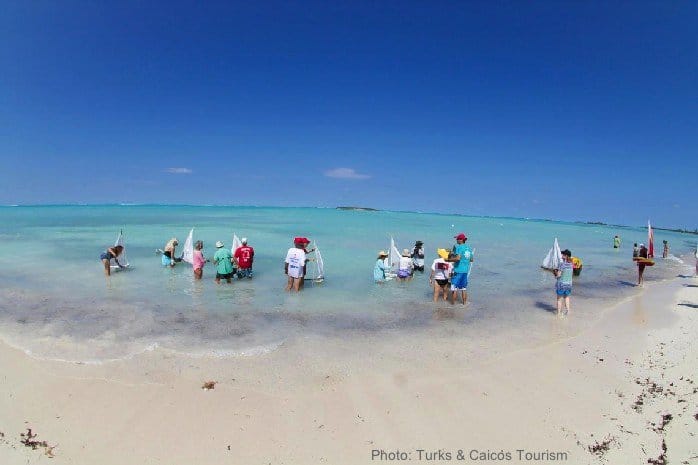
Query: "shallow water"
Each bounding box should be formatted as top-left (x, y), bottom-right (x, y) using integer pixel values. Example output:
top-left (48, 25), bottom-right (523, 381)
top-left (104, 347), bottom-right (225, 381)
top-left (0, 205), bottom-right (693, 362)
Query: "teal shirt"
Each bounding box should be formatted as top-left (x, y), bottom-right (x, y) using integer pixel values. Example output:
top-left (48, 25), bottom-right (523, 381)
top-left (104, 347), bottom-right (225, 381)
top-left (213, 248), bottom-right (233, 274)
top-left (374, 259), bottom-right (387, 282)
top-left (452, 244), bottom-right (473, 273)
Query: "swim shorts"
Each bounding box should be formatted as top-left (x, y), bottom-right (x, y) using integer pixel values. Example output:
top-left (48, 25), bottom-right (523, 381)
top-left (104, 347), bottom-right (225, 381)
top-left (100, 252), bottom-right (110, 261)
top-left (450, 272), bottom-right (468, 290)
top-left (237, 268), bottom-right (253, 279)
top-left (397, 269), bottom-right (412, 278)
top-left (435, 278), bottom-right (449, 287)
top-left (216, 272), bottom-right (233, 280)
top-left (556, 288), bottom-right (572, 297)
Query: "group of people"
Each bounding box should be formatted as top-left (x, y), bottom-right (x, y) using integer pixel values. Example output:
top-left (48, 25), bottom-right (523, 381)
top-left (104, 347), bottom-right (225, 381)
top-left (374, 233), bottom-right (475, 305)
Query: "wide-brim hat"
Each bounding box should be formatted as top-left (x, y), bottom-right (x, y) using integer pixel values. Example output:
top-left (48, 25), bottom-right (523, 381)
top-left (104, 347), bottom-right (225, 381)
top-left (437, 248), bottom-right (449, 260)
top-left (215, 241), bottom-right (224, 248)
top-left (377, 250), bottom-right (388, 257)
top-left (402, 248), bottom-right (411, 257)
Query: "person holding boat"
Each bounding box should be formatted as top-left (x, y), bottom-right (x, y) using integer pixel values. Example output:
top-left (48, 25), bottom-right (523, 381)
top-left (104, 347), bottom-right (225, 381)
top-left (411, 240), bottom-right (425, 272)
top-left (162, 237), bottom-right (178, 267)
top-left (374, 250), bottom-right (390, 283)
top-left (100, 245), bottom-right (125, 276)
top-left (285, 238), bottom-right (307, 292)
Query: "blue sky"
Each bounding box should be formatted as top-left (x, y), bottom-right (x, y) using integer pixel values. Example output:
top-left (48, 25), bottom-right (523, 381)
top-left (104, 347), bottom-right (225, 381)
top-left (1, 1), bottom-right (696, 228)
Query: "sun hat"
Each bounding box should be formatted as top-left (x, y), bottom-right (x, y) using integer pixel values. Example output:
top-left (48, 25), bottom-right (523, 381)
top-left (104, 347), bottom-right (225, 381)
top-left (437, 248), bottom-right (449, 260)
top-left (415, 240), bottom-right (423, 246)
top-left (402, 248), bottom-right (411, 257)
top-left (561, 249), bottom-right (572, 257)
top-left (241, 237), bottom-right (248, 244)
top-left (215, 241), bottom-right (224, 248)
top-left (454, 233), bottom-right (467, 241)
top-left (378, 250), bottom-right (389, 257)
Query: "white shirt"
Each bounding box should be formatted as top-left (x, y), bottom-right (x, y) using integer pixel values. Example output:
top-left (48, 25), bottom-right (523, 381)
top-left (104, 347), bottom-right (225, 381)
top-left (285, 248), bottom-right (306, 279)
top-left (431, 258), bottom-right (452, 280)
top-left (398, 256), bottom-right (413, 271)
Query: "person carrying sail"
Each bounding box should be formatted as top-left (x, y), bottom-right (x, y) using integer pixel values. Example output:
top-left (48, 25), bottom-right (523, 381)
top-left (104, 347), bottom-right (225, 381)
top-left (100, 245), bottom-right (124, 276)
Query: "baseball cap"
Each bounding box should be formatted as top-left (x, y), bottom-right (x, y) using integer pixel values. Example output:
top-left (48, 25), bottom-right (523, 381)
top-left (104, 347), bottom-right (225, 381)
top-left (454, 233), bottom-right (467, 241)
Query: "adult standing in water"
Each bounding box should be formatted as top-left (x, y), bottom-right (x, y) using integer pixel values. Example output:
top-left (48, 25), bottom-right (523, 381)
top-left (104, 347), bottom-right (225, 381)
top-left (411, 240), bottom-right (425, 272)
top-left (285, 238), bottom-right (307, 292)
top-left (613, 235), bottom-right (621, 249)
top-left (374, 250), bottom-right (390, 283)
top-left (632, 243), bottom-right (639, 258)
top-left (192, 240), bottom-right (206, 280)
top-left (449, 233), bottom-right (474, 305)
top-left (637, 243), bottom-right (648, 286)
top-left (233, 237), bottom-right (255, 279)
top-left (100, 245), bottom-right (124, 276)
top-left (213, 240), bottom-right (234, 284)
top-left (662, 240), bottom-right (670, 259)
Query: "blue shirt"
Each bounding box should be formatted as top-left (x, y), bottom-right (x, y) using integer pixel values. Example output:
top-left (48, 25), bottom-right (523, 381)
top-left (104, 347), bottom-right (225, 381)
top-left (374, 259), bottom-right (387, 281)
top-left (452, 244), bottom-right (473, 273)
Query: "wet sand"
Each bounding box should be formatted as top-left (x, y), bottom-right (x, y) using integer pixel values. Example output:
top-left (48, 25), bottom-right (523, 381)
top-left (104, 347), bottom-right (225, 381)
top-left (0, 275), bottom-right (696, 464)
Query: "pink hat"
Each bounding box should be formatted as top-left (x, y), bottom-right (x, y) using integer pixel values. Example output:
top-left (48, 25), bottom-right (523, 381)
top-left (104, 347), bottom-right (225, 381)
top-left (454, 233), bottom-right (467, 241)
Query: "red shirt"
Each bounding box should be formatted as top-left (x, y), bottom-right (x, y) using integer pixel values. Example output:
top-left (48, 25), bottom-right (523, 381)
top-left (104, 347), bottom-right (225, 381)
top-left (234, 245), bottom-right (254, 268)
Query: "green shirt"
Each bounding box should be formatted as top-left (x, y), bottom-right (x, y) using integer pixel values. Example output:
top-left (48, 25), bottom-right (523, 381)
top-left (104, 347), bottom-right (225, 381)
top-left (213, 248), bottom-right (233, 274)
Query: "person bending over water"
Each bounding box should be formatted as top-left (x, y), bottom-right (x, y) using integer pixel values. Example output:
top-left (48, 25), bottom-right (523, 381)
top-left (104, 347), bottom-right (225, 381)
top-left (100, 245), bottom-right (124, 276)
top-left (193, 240), bottom-right (206, 279)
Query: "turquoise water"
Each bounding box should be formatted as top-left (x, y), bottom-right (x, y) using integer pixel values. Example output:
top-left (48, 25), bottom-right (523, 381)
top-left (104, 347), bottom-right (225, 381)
top-left (0, 205), bottom-right (693, 362)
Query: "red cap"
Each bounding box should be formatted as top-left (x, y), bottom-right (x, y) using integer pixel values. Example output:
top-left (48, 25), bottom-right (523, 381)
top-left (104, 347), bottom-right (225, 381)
top-left (294, 237), bottom-right (310, 244)
top-left (454, 233), bottom-right (467, 241)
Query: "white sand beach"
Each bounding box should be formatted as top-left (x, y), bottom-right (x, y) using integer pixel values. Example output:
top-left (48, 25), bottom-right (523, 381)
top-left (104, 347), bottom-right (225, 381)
top-left (1, 275), bottom-right (697, 465)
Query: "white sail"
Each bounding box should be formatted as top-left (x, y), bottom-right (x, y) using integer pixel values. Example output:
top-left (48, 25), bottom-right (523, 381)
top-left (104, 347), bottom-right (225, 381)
top-left (231, 234), bottom-right (242, 255)
top-left (313, 241), bottom-right (325, 281)
top-left (389, 236), bottom-right (401, 273)
top-left (542, 237), bottom-right (562, 270)
top-left (181, 228), bottom-right (194, 265)
top-left (110, 229), bottom-right (129, 269)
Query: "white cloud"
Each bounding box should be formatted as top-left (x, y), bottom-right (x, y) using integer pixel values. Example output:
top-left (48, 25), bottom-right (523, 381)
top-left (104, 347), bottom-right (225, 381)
top-left (165, 167), bottom-right (193, 174)
top-left (324, 167), bottom-right (370, 180)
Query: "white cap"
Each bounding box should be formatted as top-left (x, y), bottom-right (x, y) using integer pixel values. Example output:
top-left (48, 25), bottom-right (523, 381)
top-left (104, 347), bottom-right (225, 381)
top-left (241, 237), bottom-right (248, 244)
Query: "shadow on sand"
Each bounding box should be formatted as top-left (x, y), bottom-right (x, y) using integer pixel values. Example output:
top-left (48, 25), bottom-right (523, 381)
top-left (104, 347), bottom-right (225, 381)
top-left (535, 301), bottom-right (557, 314)
top-left (677, 302), bottom-right (698, 309)
top-left (618, 280), bottom-right (637, 287)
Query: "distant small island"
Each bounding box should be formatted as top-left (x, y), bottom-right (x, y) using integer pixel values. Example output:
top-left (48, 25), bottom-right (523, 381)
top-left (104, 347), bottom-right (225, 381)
top-left (336, 206), bottom-right (379, 211)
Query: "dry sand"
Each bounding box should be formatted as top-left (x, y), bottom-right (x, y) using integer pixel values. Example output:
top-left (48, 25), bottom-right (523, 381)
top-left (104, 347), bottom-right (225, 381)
top-left (1, 275), bottom-right (697, 464)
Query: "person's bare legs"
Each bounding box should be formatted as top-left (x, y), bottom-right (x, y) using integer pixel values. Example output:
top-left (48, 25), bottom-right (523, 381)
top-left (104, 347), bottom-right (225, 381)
top-left (285, 276), bottom-right (293, 291)
top-left (292, 277), bottom-right (301, 292)
top-left (194, 269), bottom-right (202, 280)
top-left (102, 259), bottom-right (111, 276)
top-left (564, 296), bottom-right (571, 315)
top-left (432, 282), bottom-right (439, 302)
top-left (460, 290), bottom-right (468, 305)
top-left (556, 295), bottom-right (563, 317)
